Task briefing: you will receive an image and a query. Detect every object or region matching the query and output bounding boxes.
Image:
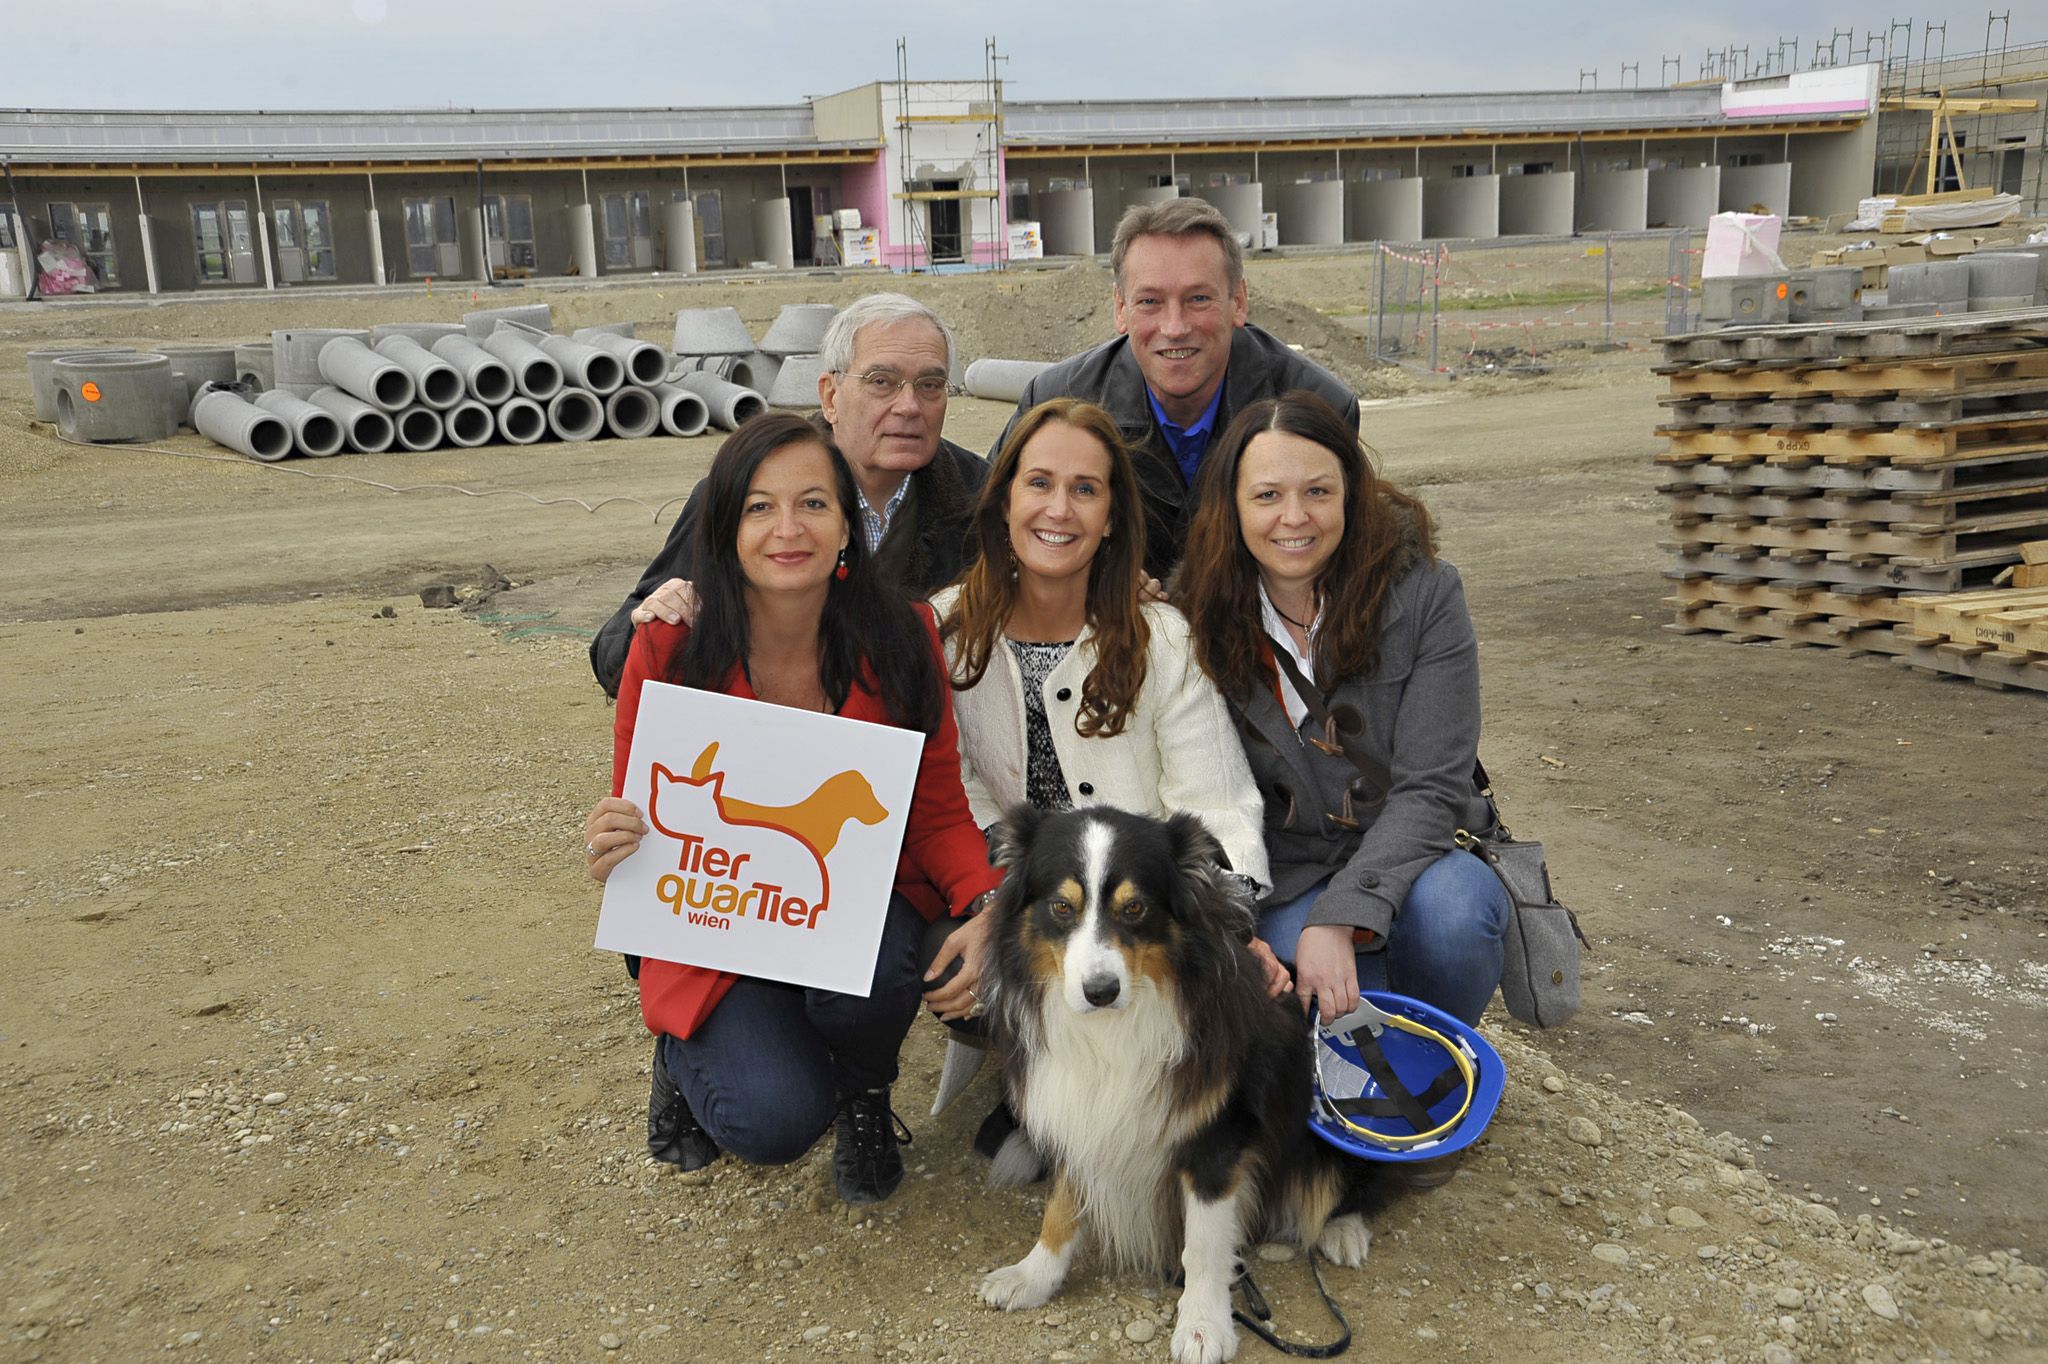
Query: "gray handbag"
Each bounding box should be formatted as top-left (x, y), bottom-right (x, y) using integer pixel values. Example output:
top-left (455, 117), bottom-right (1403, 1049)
top-left (1264, 638), bottom-right (1586, 1027)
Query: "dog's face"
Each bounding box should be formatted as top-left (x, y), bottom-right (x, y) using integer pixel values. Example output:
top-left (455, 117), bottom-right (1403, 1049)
top-left (990, 806), bottom-right (1248, 1016)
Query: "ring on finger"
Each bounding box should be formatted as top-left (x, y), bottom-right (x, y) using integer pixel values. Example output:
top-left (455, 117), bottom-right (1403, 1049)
top-left (585, 841), bottom-right (599, 857)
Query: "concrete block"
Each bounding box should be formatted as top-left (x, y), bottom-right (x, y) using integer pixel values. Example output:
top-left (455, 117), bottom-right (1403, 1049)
top-left (758, 304), bottom-right (838, 357)
top-left (1801, 301), bottom-right (1865, 326)
top-left (1701, 275), bottom-right (1790, 324)
top-left (743, 352), bottom-right (782, 398)
top-left (51, 354), bottom-right (182, 443)
top-left (1787, 266), bottom-right (1859, 321)
top-left (29, 347), bottom-right (135, 422)
top-left (1965, 253), bottom-right (2039, 300)
top-left (766, 354), bottom-right (828, 408)
top-left (157, 345), bottom-right (239, 404)
top-left (1860, 300), bottom-right (1945, 321)
top-left (672, 307), bottom-right (756, 356)
top-left (1888, 260), bottom-right (1969, 305)
top-left (1967, 295), bottom-right (2036, 313)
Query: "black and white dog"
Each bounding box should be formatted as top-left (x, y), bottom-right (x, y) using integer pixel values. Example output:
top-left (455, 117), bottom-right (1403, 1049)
top-left (976, 806), bottom-right (1392, 1364)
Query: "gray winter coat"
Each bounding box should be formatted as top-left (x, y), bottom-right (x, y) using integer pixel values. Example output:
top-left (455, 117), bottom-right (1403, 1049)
top-left (1230, 533), bottom-right (1493, 942)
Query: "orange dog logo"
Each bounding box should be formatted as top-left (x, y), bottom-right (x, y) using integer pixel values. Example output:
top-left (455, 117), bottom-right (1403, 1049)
top-left (647, 743), bottom-right (889, 932)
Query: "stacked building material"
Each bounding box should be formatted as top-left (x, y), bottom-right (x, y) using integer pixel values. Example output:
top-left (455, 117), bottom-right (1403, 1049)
top-left (1896, 582), bottom-right (2048, 692)
top-left (1654, 307), bottom-right (2048, 694)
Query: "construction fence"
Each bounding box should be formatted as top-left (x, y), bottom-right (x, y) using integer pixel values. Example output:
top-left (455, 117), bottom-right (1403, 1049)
top-left (1357, 229), bottom-right (1696, 376)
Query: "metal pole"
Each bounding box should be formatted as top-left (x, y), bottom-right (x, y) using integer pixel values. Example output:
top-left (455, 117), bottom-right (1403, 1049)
top-left (1373, 241), bottom-right (1386, 359)
top-left (1605, 231), bottom-right (1614, 342)
top-left (1429, 244), bottom-right (1441, 372)
top-left (1, 158), bottom-right (38, 302)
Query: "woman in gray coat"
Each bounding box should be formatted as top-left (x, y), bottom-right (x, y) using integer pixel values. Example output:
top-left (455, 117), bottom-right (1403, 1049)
top-left (1178, 391), bottom-right (1508, 1028)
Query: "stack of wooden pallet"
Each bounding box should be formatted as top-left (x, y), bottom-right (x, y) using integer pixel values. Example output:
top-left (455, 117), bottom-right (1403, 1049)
top-left (1898, 583), bottom-right (2048, 689)
top-left (1655, 309), bottom-right (2048, 694)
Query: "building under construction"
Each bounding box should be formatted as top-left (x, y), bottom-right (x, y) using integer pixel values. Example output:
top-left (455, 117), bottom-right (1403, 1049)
top-left (0, 40), bottom-right (2033, 298)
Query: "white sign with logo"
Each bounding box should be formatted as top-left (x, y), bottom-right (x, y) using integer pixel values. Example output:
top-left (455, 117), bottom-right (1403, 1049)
top-left (595, 682), bottom-right (924, 996)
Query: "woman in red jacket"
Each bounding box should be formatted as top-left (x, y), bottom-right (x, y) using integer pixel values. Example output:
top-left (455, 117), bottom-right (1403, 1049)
top-left (584, 412), bottom-right (1001, 1205)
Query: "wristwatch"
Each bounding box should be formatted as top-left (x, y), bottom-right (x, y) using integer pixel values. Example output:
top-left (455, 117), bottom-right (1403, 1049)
top-left (966, 890), bottom-right (997, 917)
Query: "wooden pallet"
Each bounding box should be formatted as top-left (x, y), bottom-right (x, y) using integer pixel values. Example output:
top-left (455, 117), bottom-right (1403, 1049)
top-left (1662, 484), bottom-right (2048, 528)
top-left (1661, 349), bottom-right (2048, 401)
top-left (1890, 630), bottom-right (2048, 693)
top-left (1654, 420), bottom-right (2048, 464)
top-left (1905, 586), bottom-right (2048, 654)
top-left (1666, 602), bottom-right (1911, 652)
top-left (1665, 511), bottom-right (2048, 561)
top-left (1657, 307), bottom-right (2048, 363)
top-left (1660, 450), bottom-right (2048, 495)
top-left (1661, 575), bottom-right (1920, 624)
top-left (1664, 545), bottom-right (2004, 593)
top-left (1659, 382), bottom-right (2048, 427)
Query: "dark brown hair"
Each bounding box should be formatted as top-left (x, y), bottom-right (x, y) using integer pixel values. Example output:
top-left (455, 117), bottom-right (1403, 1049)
top-left (1178, 390), bottom-right (1435, 702)
top-left (670, 410), bottom-right (940, 733)
top-left (941, 398), bottom-right (1151, 738)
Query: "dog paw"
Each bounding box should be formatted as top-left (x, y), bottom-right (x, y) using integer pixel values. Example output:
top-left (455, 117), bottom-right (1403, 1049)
top-left (1170, 1308), bottom-right (1238, 1364)
top-left (978, 1258), bottom-right (1059, 1311)
top-left (1316, 1212), bottom-right (1372, 1267)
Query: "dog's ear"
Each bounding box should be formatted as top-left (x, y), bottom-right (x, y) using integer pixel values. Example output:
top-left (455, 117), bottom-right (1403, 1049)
top-left (1164, 811), bottom-right (1255, 939)
top-left (986, 802), bottom-right (1049, 870)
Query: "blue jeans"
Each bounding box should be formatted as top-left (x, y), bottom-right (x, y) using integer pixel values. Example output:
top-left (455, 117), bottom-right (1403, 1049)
top-left (1256, 849), bottom-right (1509, 1025)
top-left (661, 893), bottom-right (925, 1165)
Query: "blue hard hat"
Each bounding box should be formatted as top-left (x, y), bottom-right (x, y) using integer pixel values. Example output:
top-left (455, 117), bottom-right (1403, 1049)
top-left (1308, 991), bottom-right (1505, 1164)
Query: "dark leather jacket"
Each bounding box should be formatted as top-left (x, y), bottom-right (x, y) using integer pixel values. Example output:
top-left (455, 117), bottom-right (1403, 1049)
top-left (588, 438), bottom-right (989, 697)
top-left (991, 324), bottom-right (1359, 579)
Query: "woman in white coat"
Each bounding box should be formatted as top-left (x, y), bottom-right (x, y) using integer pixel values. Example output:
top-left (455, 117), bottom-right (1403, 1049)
top-left (920, 397), bottom-right (1280, 1178)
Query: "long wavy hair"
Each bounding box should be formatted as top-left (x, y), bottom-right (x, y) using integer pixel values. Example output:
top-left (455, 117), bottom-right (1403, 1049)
top-left (1178, 390), bottom-right (1434, 702)
top-left (667, 411), bottom-right (941, 734)
top-left (941, 398), bottom-right (1151, 738)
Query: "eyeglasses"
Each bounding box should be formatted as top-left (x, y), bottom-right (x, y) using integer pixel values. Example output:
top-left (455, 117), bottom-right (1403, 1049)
top-left (842, 369), bottom-right (949, 403)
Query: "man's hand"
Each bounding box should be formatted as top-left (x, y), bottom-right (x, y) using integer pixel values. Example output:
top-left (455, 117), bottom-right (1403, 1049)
top-left (584, 797), bottom-right (647, 884)
top-left (631, 578), bottom-right (700, 628)
top-left (1139, 575), bottom-right (1167, 603)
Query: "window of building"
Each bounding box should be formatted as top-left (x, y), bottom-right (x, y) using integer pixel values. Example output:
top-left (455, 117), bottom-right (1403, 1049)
top-left (0, 210), bottom-right (16, 250)
top-left (1730, 152), bottom-right (1766, 167)
top-left (691, 189), bottom-right (724, 267)
top-left (402, 196), bottom-right (458, 278)
top-left (48, 202), bottom-right (118, 285)
top-left (1006, 177), bottom-right (1030, 222)
top-left (189, 200), bottom-right (254, 284)
top-left (270, 199), bottom-right (337, 282)
top-left (483, 193), bottom-right (536, 270)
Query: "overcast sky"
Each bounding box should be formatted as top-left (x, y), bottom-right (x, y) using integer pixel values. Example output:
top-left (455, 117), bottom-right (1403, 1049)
top-left (14, 0), bottom-right (2044, 110)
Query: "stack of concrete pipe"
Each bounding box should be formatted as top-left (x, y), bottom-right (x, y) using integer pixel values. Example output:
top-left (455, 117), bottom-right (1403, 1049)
top-left (34, 305), bottom-right (726, 458)
top-left (756, 303), bottom-right (838, 410)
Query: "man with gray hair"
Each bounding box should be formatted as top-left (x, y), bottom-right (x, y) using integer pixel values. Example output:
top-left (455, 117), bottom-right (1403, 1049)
top-left (993, 197), bottom-right (1358, 579)
top-left (589, 292), bottom-right (988, 697)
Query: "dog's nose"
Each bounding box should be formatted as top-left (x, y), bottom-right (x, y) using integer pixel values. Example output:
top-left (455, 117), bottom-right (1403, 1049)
top-left (1082, 975), bottom-right (1121, 1008)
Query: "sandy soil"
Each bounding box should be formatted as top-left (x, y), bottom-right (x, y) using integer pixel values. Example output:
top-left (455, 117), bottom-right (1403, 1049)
top-left (2, 257), bottom-right (2044, 1364)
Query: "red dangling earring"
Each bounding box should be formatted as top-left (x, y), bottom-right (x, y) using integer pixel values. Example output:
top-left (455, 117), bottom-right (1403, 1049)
top-left (834, 547), bottom-right (849, 581)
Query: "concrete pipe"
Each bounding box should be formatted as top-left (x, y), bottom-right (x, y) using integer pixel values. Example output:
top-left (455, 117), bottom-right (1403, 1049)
top-left (672, 353), bottom-right (742, 382)
top-left (372, 335), bottom-right (465, 411)
top-left (671, 370), bottom-right (766, 431)
top-left (744, 352), bottom-right (783, 398)
top-left (573, 328), bottom-right (669, 387)
top-left (573, 322), bottom-right (636, 339)
top-left (273, 328), bottom-right (370, 397)
top-left (441, 399), bottom-right (495, 449)
top-left (191, 387), bottom-right (293, 462)
top-left (1038, 188), bottom-right (1097, 257)
top-left (568, 205), bottom-right (599, 281)
top-left (604, 385), bottom-right (661, 439)
top-left (253, 390), bottom-right (347, 458)
top-left (29, 347), bottom-right (136, 422)
top-left (478, 329), bottom-right (565, 400)
top-left (371, 322), bottom-right (465, 347)
top-left (546, 388), bottom-right (605, 442)
top-left (317, 335), bottom-right (416, 412)
top-left (233, 341), bottom-right (276, 393)
top-left (759, 304), bottom-right (838, 357)
top-left (157, 345), bottom-right (239, 406)
top-left (766, 354), bottom-right (828, 408)
top-left (532, 332), bottom-right (624, 395)
top-left (664, 199), bottom-right (698, 275)
top-left (649, 383), bottom-right (711, 437)
top-left (964, 358), bottom-right (1053, 405)
top-left (308, 386), bottom-right (397, 454)
top-left (463, 302), bottom-right (551, 340)
top-left (394, 405), bottom-right (445, 452)
top-left (672, 306), bottom-right (755, 355)
top-left (51, 354), bottom-right (182, 442)
top-left (428, 334), bottom-right (516, 405)
top-left (753, 198), bottom-right (796, 271)
top-left (495, 396), bottom-right (547, 445)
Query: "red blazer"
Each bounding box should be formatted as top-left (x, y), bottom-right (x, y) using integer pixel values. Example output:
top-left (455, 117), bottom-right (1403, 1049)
top-left (612, 604), bottom-right (1002, 1039)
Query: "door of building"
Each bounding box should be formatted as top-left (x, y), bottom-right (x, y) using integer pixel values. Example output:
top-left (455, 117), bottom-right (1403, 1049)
top-left (224, 202), bottom-right (257, 284)
top-left (693, 190), bottom-right (724, 267)
top-left (602, 191), bottom-right (653, 269)
top-left (47, 201), bottom-right (120, 286)
top-left (928, 181), bottom-right (963, 263)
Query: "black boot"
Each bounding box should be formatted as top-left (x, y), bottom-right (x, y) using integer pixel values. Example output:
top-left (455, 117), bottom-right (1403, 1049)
top-left (832, 1087), bottom-right (911, 1204)
top-left (646, 1036), bottom-right (719, 1172)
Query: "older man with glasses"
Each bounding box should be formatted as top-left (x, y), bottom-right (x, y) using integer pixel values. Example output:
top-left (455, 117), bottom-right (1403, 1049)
top-left (589, 293), bottom-right (989, 697)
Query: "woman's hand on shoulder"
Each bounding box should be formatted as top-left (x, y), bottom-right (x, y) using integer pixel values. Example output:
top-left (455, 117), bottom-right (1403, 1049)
top-left (1248, 936), bottom-right (1292, 998)
top-left (584, 797), bottom-right (647, 884)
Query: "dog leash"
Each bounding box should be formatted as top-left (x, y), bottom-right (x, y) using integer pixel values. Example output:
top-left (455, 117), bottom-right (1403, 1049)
top-left (1230, 1250), bottom-right (1351, 1358)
